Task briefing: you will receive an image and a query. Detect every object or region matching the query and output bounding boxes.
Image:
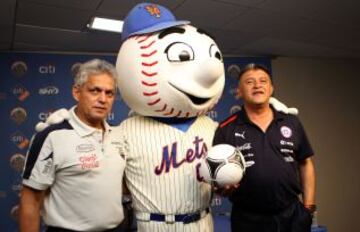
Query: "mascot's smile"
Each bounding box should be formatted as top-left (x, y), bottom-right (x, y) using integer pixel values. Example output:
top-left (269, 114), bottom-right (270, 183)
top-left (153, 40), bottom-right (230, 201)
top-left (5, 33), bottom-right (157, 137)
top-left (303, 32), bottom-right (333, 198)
top-left (169, 83), bottom-right (210, 105)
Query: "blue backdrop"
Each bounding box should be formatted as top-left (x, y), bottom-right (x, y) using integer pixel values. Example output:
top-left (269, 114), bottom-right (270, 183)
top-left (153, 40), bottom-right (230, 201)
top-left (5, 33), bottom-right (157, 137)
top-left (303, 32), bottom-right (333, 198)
top-left (0, 52), bottom-right (271, 232)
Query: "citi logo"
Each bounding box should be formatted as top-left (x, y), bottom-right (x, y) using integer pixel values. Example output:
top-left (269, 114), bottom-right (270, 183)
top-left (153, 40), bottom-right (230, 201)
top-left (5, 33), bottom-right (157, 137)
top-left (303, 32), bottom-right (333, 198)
top-left (39, 64), bottom-right (56, 74)
top-left (207, 110), bottom-right (218, 119)
top-left (11, 135), bottom-right (26, 143)
top-left (229, 87), bottom-right (237, 97)
top-left (107, 112), bottom-right (115, 121)
top-left (39, 86), bottom-right (59, 95)
top-left (13, 86), bottom-right (25, 95)
top-left (12, 85), bottom-right (30, 101)
top-left (211, 195), bottom-right (222, 206)
top-left (38, 111), bottom-right (53, 121)
top-left (11, 184), bottom-right (22, 192)
top-left (10, 131), bottom-right (29, 149)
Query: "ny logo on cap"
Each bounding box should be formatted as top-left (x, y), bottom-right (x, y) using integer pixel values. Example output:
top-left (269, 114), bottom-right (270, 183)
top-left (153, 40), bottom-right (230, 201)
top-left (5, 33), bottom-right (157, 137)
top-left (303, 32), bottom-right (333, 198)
top-left (145, 5), bottom-right (161, 18)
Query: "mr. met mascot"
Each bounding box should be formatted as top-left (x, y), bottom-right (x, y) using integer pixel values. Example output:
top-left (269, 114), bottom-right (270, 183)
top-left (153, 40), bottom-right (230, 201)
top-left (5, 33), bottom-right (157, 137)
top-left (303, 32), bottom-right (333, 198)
top-left (115, 3), bottom-right (224, 232)
top-left (37, 3), bottom-right (296, 232)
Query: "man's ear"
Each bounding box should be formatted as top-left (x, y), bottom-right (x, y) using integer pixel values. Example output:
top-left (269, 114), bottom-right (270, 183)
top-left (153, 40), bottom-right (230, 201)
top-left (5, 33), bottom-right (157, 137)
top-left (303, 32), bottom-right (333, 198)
top-left (72, 85), bottom-right (80, 101)
top-left (236, 86), bottom-right (242, 100)
top-left (270, 85), bottom-right (274, 96)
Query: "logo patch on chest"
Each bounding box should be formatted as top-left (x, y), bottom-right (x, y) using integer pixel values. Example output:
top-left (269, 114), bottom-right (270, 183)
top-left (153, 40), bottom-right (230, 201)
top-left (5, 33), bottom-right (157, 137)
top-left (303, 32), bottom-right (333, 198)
top-left (76, 144), bottom-right (95, 153)
top-left (79, 154), bottom-right (99, 169)
top-left (280, 126), bottom-right (292, 138)
top-left (235, 131), bottom-right (246, 139)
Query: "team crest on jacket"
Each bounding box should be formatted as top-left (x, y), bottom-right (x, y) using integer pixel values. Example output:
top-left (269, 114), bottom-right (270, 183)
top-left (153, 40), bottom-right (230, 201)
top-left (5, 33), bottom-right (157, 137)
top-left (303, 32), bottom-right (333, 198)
top-left (280, 126), bottom-right (292, 138)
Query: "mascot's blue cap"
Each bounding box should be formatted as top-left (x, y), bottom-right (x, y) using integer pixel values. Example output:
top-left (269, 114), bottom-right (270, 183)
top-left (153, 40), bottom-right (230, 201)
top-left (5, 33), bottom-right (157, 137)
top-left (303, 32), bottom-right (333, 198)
top-left (121, 3), bottom-right (190, 41)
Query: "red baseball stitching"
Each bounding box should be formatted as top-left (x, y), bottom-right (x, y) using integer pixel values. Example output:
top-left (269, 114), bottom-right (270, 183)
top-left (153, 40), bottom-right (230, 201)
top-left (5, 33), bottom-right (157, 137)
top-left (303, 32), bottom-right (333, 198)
top-left (164, 108), bottom-right (174, 116)
top-left (141, 61), bottom-right (158, 67)
top-left (176, 111), bottom-right (182, 117)
top-left (155, 104), bottom-right (167, 112)
top-left (136, 33), bottom-right (209, 118)
top-left (140, 40), bottom-right (156, 49)
top-left (141, 70), bottom-right (157, 77)
top-left (141, 50), bottom-right (157, 57)
top-left (136, 34), bottom-right (162, 111)
top-left (138, 35), bottom-right (151, 43)
top-left (147, 98), bottom-right (161, 106)
top-left (143, 91), bottom-right (158, 96)
top-left (141, 81), bottom-right (157, 87)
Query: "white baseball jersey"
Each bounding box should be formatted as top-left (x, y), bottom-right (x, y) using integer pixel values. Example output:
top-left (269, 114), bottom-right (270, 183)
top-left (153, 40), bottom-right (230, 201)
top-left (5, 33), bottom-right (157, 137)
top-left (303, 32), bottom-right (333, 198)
top-left (22, 107), bottom-right (125, 231)
top-left (117, 115), bottom-right (218, 232)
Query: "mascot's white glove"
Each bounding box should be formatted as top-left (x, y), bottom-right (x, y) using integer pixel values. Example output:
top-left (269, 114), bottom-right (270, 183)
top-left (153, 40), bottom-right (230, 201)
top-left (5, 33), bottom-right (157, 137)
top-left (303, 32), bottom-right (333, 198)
top-left (35, 108), bottom-right (70, 132)
top-left (269, 97), bottom-right (298, 115)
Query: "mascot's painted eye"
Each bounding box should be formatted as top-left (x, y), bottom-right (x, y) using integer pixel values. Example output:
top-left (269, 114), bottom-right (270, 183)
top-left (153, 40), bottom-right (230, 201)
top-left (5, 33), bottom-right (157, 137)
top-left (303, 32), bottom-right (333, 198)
top-left (209, 44), bottom-right (222, 61)
top-left (165, 42), bottom-right (195, 62)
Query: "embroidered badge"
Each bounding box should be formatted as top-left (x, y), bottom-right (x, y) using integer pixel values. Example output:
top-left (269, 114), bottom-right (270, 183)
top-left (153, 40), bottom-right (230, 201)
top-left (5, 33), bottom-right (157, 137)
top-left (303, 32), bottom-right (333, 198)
top-left (280, 126), bottom-right (292, 138)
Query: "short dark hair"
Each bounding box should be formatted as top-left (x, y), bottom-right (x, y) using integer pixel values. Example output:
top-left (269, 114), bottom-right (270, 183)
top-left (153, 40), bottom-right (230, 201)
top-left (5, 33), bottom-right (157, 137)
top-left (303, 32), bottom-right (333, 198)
top-left (238, 63), bottom-right (271, 80)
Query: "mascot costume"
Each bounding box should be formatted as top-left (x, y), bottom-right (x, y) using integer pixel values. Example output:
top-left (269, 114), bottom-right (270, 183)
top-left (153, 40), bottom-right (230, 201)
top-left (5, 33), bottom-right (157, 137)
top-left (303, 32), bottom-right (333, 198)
top-left (36, 3), bottom-right (297, 232)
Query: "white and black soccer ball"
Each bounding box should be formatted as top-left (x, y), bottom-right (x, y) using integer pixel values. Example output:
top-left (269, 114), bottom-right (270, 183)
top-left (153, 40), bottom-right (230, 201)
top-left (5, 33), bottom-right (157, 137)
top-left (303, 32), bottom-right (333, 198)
top-left (200, 144), bottom-right (246, 187)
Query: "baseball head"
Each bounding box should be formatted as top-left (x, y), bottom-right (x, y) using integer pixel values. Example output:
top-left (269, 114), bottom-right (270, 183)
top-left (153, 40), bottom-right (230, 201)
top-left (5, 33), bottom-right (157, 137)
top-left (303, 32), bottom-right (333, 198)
top-left (199, 144), bottom-right (246, 187)
top-left (116, 3), bottom-right (225, 118)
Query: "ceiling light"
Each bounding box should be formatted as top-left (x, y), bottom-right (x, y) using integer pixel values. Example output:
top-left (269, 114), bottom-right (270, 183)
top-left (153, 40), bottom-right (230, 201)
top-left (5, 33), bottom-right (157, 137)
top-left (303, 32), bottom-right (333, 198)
top-left (87, 17), bottom-right (123, 33)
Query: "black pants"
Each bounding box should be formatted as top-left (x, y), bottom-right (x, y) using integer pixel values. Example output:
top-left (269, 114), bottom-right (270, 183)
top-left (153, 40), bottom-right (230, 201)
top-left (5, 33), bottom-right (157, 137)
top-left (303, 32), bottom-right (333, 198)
top-left (231, 201), bottom-right (312, 232)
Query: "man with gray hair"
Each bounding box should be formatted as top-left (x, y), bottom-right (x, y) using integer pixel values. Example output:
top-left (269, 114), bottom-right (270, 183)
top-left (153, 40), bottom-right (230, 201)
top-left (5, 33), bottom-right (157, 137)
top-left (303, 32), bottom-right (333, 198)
top-left (19, 59), bottom-right (126, 232)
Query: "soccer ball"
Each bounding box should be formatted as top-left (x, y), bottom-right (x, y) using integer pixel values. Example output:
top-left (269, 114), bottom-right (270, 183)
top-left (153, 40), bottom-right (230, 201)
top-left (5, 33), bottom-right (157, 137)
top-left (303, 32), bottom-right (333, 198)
top-left (199, 144), bottom-right (246, 187)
